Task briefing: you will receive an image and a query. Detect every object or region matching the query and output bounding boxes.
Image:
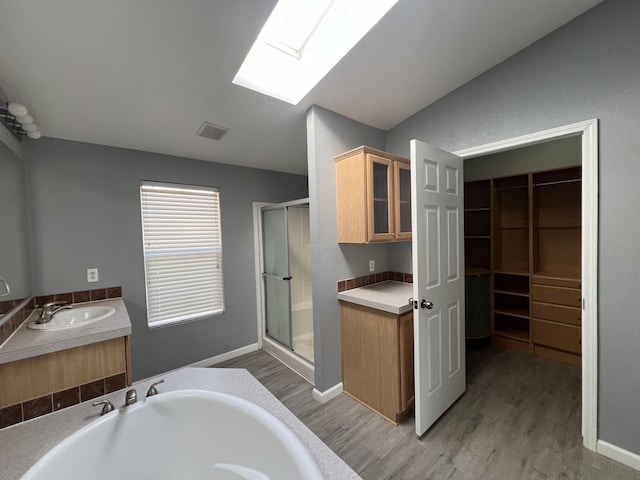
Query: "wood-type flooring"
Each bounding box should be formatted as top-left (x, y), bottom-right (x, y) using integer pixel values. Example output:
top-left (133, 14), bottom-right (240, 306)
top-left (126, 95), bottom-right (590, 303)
top-left (216, 344), bottom-right (639, 479)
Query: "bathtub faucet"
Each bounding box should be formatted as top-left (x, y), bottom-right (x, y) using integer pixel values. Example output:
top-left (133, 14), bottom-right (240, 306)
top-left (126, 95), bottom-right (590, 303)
top-left (146, 379), bottom-right (165, 397)
top-left (125, 389), bottom-right (137, 406)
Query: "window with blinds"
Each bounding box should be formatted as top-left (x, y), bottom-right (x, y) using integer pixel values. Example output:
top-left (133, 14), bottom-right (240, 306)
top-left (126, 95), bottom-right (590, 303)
top-left (140, 181), bottom-right (224, 327)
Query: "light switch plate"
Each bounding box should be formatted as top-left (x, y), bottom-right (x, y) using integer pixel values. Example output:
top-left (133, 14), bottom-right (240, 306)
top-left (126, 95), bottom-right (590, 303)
top-left (87, 268), bottom-right (99, 283)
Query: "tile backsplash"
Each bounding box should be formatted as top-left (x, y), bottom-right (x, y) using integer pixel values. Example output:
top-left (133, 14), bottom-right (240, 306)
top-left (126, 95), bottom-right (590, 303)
top-left (337, 271), bottom-right (412, 292)
top-left (0, 299), bottom-right (34, 349)
top-left (33, 286), bottom-right (122, 309)
top-left (0, 372), bottom-right (127, 429)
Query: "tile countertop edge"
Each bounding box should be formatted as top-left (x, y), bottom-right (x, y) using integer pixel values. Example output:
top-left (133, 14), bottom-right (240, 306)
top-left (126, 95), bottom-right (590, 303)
top-left (0, 367), bottom-right (361, 480)
top-left (0, 298), bottom-right (132, 365)
top-left (337, 281), bottom-right (414, 315)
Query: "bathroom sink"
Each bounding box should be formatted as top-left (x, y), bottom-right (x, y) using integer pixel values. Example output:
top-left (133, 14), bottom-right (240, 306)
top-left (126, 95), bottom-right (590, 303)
top-left (28, 305), bottom-right (116, 331)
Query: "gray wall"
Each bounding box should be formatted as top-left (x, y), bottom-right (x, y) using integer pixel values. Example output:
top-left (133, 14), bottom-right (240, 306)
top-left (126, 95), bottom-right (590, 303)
top-left (25, 137), bottom-right (308, 380)
top-left (307, 105), bottom-right (391, 391)
top-left (385, 0), bottom-right (640, 455)
top-left (464, 136), bottom-right (580, 181)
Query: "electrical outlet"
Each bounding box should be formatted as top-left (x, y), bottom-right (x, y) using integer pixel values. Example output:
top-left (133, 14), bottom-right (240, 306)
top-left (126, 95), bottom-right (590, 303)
top-left (87, 268), bottom-right (99, 283)
top-left (369, 260), bottom-right (375, 272)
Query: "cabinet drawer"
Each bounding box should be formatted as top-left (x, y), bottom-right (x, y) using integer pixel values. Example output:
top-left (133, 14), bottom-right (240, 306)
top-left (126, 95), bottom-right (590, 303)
top-left (531, 301), bottom-right (581, 326)
top-left (531, 319), bottom-right (581, 354)
top-left (531, 275), bottom-right (580, 289)
top-left (531, 285), bottom-right (581, 307)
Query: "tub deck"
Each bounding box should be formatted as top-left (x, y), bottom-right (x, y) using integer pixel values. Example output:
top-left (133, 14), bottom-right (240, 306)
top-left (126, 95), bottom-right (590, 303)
top-left (0, 367), bottom-right (360, 480)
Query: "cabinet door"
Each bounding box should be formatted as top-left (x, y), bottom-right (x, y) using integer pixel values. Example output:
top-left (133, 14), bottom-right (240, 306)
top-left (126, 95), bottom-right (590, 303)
top-left (366, 154), bottom-right (395, 242)
top-left (340, 303), bottom-right (400, 422)
top-left (394, 161), bottom-right (412, 240)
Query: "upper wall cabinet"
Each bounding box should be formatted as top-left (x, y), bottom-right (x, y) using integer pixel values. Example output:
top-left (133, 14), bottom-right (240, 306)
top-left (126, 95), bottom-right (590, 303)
top-left (335, 146), bottom-right (411, 243)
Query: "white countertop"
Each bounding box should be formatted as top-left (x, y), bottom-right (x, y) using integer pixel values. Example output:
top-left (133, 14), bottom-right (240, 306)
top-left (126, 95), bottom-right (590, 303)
top-left (0, 298), bottom-right (132, 365)
top-left (337, 281), bottom-right (414, 315)
top-left (0, 367), bottom-right (361, 480)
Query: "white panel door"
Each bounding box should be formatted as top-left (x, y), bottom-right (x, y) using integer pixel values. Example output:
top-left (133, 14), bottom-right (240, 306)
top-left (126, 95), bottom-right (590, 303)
top-left (410, 139), bottom-right (465, 436)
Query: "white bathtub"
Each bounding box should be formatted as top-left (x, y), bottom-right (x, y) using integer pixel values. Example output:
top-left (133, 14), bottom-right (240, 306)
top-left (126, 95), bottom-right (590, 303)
top-left (20, 389), bottom-right (324, 480)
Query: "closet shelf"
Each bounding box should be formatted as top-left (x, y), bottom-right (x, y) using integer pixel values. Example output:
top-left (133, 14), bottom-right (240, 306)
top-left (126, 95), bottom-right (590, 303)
top-left (494, 287), bottom-right (529, 297)
top-left (494, 306), bottom-right (529, 319)
top-left (494, 327), bottom-right (529, 342)
top-left (493, 268), bottom-right (529, 276)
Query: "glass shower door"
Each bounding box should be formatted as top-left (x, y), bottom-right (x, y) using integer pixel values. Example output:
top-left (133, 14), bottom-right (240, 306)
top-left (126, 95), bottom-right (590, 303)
top-left (262, 207), bottom-right (292, 349)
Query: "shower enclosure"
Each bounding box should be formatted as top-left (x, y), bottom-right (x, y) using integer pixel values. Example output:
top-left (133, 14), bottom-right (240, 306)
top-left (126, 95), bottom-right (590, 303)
top-left (261, 200), bottom-right (314, 368)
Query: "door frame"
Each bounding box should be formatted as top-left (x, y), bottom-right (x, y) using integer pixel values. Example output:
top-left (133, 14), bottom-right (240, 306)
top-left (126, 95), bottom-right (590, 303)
top-left (252, 199), bottom-right (315, 384)
top-left (453, 118), bottom-right (598, 451)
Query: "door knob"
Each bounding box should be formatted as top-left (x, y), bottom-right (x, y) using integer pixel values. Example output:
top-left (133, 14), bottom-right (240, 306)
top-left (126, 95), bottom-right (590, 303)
top-left (421, 300), bottom-right (434, 309)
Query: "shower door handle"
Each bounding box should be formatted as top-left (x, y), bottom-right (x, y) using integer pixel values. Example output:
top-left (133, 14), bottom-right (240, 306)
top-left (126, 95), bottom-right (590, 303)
top-left (262, 273), bottom-right (292, 281)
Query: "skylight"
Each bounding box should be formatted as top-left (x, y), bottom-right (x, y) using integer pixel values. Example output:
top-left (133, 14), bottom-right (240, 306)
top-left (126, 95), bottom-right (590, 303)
top-left (233, 0), bottom-right (399, 105)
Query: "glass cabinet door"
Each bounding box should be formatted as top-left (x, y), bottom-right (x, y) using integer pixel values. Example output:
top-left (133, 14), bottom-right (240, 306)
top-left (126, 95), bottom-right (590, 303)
top-left (395, 161), bottom-right (412, 240)
top-left (367, 154), bottom-right (394, 241)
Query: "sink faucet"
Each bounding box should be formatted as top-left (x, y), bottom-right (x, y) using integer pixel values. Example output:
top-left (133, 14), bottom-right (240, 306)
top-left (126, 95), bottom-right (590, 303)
top-left (37, 301), bottom-right (72, 324)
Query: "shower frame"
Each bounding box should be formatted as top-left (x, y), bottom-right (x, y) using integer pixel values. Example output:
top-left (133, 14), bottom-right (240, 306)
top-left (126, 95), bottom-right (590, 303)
top-left (253, 198), bottom-right (314, 383)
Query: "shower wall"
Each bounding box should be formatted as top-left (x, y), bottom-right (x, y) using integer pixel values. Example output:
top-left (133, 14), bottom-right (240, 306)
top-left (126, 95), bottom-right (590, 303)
top-left (288, 206), bottom-right (314, 361)
top-left (288, 206), bottom-right (312, 311)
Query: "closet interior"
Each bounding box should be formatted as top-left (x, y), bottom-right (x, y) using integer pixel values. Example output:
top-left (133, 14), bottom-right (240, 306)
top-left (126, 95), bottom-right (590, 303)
top-left (464, 138), bottom-right (582, 365)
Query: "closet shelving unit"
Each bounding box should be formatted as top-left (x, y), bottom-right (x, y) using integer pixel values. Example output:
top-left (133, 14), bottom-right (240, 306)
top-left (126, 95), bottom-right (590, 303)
top-left (492, 174), bottom-right (531, 351)
top-left (464, 166), bottom-right (582, 364)
top-left (530, 166), bottom-right (582, 365)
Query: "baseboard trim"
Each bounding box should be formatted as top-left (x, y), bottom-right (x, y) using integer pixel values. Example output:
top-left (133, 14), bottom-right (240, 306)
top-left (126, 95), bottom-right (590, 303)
top-left (597, 440), bottom-right (640, 472)
top-left (189, 343), bottom-right (260, 368)
top-left (312, 382), bottom-right (343, 404)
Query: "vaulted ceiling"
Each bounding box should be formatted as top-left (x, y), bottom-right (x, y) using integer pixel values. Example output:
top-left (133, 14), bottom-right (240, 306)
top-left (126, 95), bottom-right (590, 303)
top-left (0, 0), bottom-right (603, 174)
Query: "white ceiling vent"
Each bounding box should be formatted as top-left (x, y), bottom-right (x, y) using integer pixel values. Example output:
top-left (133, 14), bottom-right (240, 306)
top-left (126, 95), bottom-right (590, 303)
top-left (196, 121), bottom-right (229, 141)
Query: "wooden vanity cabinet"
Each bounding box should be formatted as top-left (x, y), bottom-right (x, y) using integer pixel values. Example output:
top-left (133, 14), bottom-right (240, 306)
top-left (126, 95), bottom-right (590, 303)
top-left (340, 302), bottom-right (414, 424)
top-left (0, 336), bottom-right (131, 409)
top-left (335, 146), bottom-right (411, 243)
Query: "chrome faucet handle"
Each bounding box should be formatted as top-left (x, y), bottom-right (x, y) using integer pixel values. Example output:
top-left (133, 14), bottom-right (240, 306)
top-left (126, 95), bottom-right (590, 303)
top-left (92, 399), bottom-right (115, 416)
top-left (39, 301), bottom-right (68, 317)
top-left (50, 304), bottom-right (73, 316)
top-left (42, 300), bottom-right (68, 308)
top-left (125, 389), bottom-right (137, 406)
top-left (146, 379), bottom-right (165, 397)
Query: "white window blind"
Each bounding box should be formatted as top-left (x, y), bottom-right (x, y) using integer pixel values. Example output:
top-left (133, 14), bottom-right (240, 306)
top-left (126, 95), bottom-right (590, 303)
top-left (140, 181), bottom-right (224, 327)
